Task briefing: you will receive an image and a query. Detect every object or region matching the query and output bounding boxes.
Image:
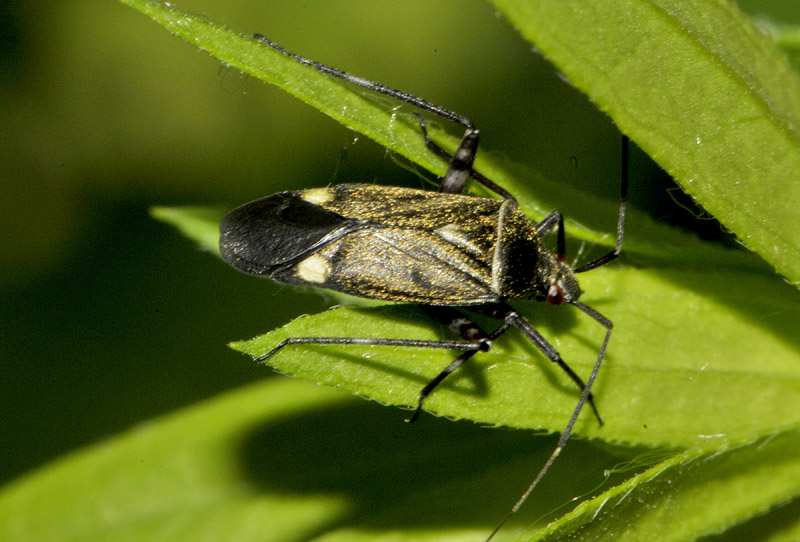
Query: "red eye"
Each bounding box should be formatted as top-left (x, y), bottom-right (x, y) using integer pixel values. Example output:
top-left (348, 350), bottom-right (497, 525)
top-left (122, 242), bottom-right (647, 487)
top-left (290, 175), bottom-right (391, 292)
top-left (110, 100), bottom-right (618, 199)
top-left (547, 284), bottom-right (564, 305)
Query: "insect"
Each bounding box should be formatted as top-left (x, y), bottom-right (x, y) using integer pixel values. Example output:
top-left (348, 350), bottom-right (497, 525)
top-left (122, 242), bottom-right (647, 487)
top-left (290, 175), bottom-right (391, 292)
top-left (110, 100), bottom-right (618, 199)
top-left (220, 34), bottom-right (627, 540)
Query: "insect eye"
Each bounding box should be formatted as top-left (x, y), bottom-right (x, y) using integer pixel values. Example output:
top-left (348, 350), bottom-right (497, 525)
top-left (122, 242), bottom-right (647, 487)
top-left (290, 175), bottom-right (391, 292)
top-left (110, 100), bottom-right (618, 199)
top-left (547, 284), bottom-right (564, 305)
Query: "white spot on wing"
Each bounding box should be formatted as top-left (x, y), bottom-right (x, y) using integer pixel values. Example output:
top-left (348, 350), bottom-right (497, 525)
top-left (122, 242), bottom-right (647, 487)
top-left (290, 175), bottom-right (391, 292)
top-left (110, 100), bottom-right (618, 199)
top-left (301, 187), bottom-right (335, 205)
top-left (296, 253), bottom-right (331, 283)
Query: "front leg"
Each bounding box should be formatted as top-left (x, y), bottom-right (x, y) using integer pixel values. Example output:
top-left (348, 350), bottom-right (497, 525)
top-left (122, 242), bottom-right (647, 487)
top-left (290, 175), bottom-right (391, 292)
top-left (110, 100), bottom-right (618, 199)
top-left (405, 305), bottom-right (514, 422)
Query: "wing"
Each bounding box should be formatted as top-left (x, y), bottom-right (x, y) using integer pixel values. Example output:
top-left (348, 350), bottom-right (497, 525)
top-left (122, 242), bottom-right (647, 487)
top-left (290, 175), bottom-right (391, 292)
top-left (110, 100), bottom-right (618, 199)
top-left (271, 185), bottom-right (510, 304)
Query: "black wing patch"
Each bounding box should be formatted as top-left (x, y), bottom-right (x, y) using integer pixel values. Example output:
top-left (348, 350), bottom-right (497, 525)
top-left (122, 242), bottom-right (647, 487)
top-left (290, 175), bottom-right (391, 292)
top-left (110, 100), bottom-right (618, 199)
top-left (219, 192), bottom-right (366, 276)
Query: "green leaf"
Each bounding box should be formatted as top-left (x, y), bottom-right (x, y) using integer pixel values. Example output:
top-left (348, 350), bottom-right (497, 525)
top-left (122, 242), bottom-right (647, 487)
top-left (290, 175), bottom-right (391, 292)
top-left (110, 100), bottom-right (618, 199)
top-left (533, 425), bottom-right (800, 542)
top-left (2, 379), bottom-right (798, 541)
top-left (0, 381), bottom-right (352, 541)
top-left (232, 268), bottom-right (800, 449)
top-left (491, 0), bottom-right (800, 285)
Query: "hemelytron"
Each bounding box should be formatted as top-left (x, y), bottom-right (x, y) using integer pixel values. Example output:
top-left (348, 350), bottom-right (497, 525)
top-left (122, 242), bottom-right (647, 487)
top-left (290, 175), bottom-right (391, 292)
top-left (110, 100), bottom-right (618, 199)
top-left (219, 33), bottom-right (627, 541)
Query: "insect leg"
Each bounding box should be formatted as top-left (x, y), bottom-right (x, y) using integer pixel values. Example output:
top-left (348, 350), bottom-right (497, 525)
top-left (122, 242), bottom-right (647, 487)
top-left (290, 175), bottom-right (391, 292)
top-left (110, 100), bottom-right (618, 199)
top-left (252, 34), bottom-right (474, 131)
top-left (403, 305), bottom-right (515, 423)
top-left (254, 317), bottom-right (502, 422)
top-left (252, 34), bottom-right (515, 201)
top-left (534, 135), bottom-right (630, 270)
top-left (415, 114), bottom-right (517, 201)
top-left (573, 135), bottom-right (629, 273)
top-left (534, 211), bottom-right (567, 258)
top-left (254, 336), bottom-right (487, 365)
top-left (534, 211), bottom-right (561, 236)
top-left (485, 304), bottom-right (603, 425)
top-left (405, 349), bottom-right (481, 424)
top-left (484, 302), bottom-right (611, 540)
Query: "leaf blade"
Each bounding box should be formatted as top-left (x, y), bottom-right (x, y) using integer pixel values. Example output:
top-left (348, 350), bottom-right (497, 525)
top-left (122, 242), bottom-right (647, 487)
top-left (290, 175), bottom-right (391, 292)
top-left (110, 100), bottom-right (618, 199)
top-left (492, 0), bottom-right (800, 284)
top-left (232, 267), bottom-right (800, 450)
top-left (532, 426), bottom-right (800, 542)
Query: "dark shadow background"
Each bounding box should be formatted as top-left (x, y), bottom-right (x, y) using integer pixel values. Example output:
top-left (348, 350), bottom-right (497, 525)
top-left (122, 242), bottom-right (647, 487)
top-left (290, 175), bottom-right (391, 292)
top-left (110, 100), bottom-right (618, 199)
top-left (236, 397), bottom-right (636, 538)
top-left (1, 1), bottom-right (797, 520)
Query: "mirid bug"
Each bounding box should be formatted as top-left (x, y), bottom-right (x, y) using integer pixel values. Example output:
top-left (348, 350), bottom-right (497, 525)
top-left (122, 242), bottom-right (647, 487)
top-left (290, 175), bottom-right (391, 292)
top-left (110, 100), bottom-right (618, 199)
top-left (220, 34), bottom-right (627, 540)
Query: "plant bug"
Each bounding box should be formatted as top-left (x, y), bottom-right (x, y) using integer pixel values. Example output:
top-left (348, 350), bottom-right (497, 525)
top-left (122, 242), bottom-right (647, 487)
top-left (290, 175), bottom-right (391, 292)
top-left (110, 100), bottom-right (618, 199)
top-left (219, 34), bottom-right (627, 540)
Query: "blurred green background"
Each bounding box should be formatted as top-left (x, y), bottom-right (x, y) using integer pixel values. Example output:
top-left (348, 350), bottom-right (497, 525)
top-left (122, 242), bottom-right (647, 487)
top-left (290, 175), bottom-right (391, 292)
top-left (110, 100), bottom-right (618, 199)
top-left (2, 0), bottom-right (798, 487)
